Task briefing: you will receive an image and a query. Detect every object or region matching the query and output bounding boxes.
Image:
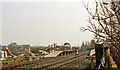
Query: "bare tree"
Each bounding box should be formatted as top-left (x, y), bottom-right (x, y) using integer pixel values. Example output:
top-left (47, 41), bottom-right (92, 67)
top-left (81, 0), bottom-right (120, 55)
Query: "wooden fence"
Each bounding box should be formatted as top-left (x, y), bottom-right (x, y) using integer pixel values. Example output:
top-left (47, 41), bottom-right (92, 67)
top-left (110, 47), bottom-right (120, 69)
top-left (88, 44), bottom-right (119, 70)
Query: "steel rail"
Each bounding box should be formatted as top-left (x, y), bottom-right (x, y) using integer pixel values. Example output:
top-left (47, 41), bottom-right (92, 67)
top-left (49, 55), bottom-right (87, 69)
top-left (2, 53), bottom-right (75, 69)
top-left (33, 52), bottom-right (88, 69)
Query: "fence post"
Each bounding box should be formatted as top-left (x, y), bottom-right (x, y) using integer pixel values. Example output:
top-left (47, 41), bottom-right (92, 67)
top-left (95, 44), bottom-right (103, 68)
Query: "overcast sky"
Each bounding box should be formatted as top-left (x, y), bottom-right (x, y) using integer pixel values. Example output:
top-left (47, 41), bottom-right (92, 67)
top-left (1, 0), bottom-right (95, 46)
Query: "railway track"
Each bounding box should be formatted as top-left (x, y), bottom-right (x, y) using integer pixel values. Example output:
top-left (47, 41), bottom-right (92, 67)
top-left (17, 53), bottom-right (76, 69)
top-left (33, 52), bottom-right (88, 70)
top-left (49, 55), bottom-right (87, 69)
top-left (2, 53), bottom-right (74, 69)
top-left (2, 51), bottom-right (89, 69)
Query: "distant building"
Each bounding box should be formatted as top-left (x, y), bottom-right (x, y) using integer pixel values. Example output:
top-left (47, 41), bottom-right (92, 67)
top-left (64, 43), bottom-right (71, 50)
top-left (0, 45), bottom-right (8, 58)
top-left (8, 42), bottom-right (17, 47)
top-left (0, 51), bottom-right (7, 58)
top-left (72, 47), bottom-right (77, 50)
